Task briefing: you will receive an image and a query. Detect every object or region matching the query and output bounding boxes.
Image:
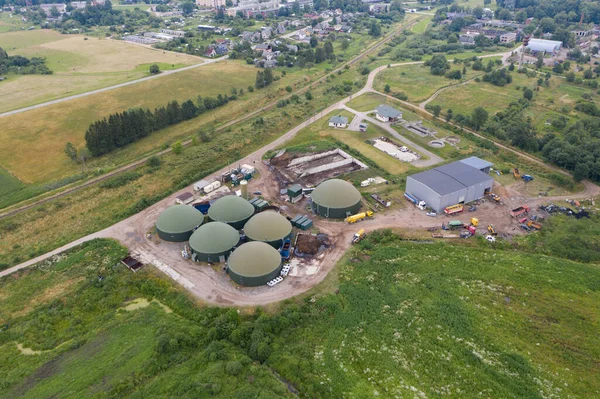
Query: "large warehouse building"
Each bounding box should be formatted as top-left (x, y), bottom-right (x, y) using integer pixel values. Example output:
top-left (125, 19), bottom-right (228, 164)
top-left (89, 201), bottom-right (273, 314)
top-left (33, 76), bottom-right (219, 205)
top-left (189, 221), bottom-right (240, 263)
top-left (311, 178), bottom-right (362, 218)
top-left (226, 242), bottom-right (282, 286)
top-left (243, 211), bottom-right (292, 248)
top-left (155, 205), bottom-right (204, 242)
top-left (208, 195), bottom-right (255, 230)
top-left (406, 157), bottom-right (494, 213)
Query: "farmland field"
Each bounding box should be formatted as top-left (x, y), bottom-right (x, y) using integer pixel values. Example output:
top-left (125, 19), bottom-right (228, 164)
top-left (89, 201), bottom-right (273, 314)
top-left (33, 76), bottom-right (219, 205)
top-left (0, 30), bottom-right (201, 112)
top-left (2, 227), bottom-right (599, 397)
top-left (0, 167), bottom-right (23, 197)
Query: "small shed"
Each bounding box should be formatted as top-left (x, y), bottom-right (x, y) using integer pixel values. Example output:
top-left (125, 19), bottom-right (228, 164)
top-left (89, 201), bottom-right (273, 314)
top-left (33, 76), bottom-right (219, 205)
top-left (287, 184), bottom-right (303, 203)
top-left (175, 192), bottom-right (194, 205)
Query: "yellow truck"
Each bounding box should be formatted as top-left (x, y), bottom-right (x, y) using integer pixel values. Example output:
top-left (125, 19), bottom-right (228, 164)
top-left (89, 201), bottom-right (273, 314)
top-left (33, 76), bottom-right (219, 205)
top-left (470, 217), bottom-right (479, 227)
top-left (345, 210), bottom-right (374, 224)
top-left (352, 229), bottom-right (366, 244)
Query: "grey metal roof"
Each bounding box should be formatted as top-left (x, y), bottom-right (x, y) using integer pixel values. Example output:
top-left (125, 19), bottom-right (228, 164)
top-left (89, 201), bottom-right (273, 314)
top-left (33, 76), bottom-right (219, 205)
top-left (329, 115), bottom-right (348, 124)
top-left (409, 160), bottom-right (493, 196)
top-left (376, 104), bottom-right (402, 118)
top-left (155, 205), bottom-right (203, 234)
top-left (227, 242), bottom-right (281, 277)
top-left (458, 156), bottom-right (493, 171)
top-left (189, 222), bottom-right (239, 254)
top-left (527, 39), bottom-right (562, 53)
top-left (311, 179), bottom-right (361, 209)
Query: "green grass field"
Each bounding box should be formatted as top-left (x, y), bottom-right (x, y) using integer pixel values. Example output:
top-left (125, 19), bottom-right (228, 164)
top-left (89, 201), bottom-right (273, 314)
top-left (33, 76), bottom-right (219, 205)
top-left (411, 16), bottom-right (431, 34)
top-left (0, 167), bottom-right (23, 197)
top-left (2, 225), bottom-right (599, 397)
top-left (430, 72), bottom-right (594, 129)
top-left (0, 31), bottom-right (201, 112)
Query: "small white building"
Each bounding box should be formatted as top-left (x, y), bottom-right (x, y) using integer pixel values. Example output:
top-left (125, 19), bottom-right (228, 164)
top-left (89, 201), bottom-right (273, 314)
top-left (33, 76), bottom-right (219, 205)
top-left (375, 104), bottom-right (402, 122)
top-left (175, 192), bottom-right (195, 205)
top-left (328, 115), bottom-right (348, 128)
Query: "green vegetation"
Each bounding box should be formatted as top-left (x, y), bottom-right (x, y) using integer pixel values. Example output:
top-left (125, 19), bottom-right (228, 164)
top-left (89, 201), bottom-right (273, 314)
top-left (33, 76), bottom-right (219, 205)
top-left (2, 229), bottom-right (599, 397)
top-left (0, 239), bottom-right (293, 398)
top-left (0, 167), bottom-right (23, 197)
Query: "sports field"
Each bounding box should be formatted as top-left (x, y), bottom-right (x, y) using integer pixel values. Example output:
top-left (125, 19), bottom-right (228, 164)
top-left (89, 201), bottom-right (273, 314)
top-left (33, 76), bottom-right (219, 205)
top-left (0, 30), bottom-right (201, 112)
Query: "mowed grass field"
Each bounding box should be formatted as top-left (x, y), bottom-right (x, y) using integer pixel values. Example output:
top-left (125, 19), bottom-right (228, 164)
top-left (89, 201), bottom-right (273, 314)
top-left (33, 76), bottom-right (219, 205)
top-left (0, 61), bottom-right (260, 184)
top-left (430, 72), bottom-right (594, 128)
top-left (0, 12), bottom-right (31, 33)
top-left (0, 30), bottom-right (201, 112)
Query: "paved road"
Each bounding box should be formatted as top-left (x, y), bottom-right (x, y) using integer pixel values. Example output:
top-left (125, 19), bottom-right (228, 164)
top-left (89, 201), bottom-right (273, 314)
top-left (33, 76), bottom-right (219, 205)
top-left (0, 56), bottom-right (226, 118)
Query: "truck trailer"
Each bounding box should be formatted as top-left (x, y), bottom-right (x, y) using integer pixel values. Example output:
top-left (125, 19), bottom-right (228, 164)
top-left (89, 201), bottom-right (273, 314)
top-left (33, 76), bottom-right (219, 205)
top-left (404, 192), bottom-right (427, 210)
top-left (444, 204), bottom-right (464, 215)
top-left (345, 211), bottom-right (374, 224)
top-left (510, 205), bottom-right (530, 218)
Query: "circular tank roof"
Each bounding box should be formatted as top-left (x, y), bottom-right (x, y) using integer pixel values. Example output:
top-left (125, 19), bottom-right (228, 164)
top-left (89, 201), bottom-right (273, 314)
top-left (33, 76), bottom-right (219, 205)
top-left (189, 222), bottom-right (240, 254)
top-left (244, 211), bottom-right (292, 242)
top-left (155, 205), bottom-right (204, 234)
top-left (208, 195), bottom-right (254, 224)
top-left (228, 242), bottom-right (281, 278)
top-left (311, 179), bottom-right (361, 209)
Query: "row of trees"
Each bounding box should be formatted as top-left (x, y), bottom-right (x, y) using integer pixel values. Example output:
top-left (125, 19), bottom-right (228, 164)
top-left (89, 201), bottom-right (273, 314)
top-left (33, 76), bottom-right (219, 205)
top-left (84, 93), bottom-right (235, 157)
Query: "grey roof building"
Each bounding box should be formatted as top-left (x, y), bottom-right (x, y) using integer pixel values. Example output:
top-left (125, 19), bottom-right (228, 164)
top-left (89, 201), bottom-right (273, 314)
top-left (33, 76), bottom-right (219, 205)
top-left (311, 178), bottom-right (362, 218)
top-left (527, 38), bottom-right (562, 54)
top-left (155, 205), bottom-right (204, 242)
top-left (226, 242), bottom-right (282, 286)
top-left (459, 156), bottom-right (493, 174)
top-left (375, 104), bottom-right (403, 122)
top-left (406, 158), bottom-right (494, 212)
top-left (328, 115), bottom-right (348, 127)
top-left (189, 221), bottom-right (240, 263)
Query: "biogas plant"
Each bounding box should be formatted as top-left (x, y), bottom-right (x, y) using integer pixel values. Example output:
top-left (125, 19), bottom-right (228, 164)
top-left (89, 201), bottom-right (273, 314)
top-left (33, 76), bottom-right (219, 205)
top-left (149, 153), bottom-right (501, 289)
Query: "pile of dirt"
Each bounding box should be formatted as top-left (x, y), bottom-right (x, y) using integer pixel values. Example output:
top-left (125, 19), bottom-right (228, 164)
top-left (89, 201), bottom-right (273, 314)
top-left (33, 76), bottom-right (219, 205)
top-left (296, 234), bottom-right (322, 255)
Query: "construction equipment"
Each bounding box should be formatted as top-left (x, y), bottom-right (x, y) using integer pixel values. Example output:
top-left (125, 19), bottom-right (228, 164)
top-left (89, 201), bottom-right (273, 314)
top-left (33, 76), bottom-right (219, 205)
top-left (510, 205), bottom-right (530, 218)
top-left (487, 224), bottom-right (497, 236)
top-left (280, 238), bottom-right (292, 260)
top-left (513, 168), bottom-right (520, 179)
top-left (469, 205), bottom-right (477, 212)
top-left (444, 204), bottom-right (464, 215)
top-left (470, 217), bottom-right (479, 227)
top-left (352, 229), bottom-right (366, 244)
top-left (345, 210), bottom-right (374, 224)
top-left (404, 192), bottom-right (427, 210)
top-left (488, 193), bottom-right (501, 203)
top-left (527, 220), bottom-right (542, 230)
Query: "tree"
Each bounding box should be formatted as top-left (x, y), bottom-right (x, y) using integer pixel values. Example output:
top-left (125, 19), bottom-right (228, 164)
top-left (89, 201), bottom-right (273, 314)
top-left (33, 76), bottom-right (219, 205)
top-left (50, 6), bottom-right (60, 17)
top-left (149, 64), bottom-right (160, 74)
top-left (553, 63), bottom-right (563, 74)
top-left (324, 41), bottom-right (334, 59)
top-left (172, 140), bottom-right (183, 155)
top-left (536, 54), bottom-right (544, 69)
top-left (515, 10), bottom-right (527, 23)
top-left (384, 84), bottom-right (391, 93)
top-left (369, 21), bottom-right (381, 37)
top-left (508, 62), bottom-right (515, 71)
top-left (341, 39), bottom-right (350, 51)
top-left (263, 68), bottom-right (273, 86)
top-left (430, 104), bottom-right (442, 117)
top-left (315, 47), bottom-right (326, 63)
top-left (523, 88), bottom-right (534, 101)
top-left (429, 55), bottom-right (449, 76)
top-left (445, 109), bottom-right (453, 122)
top-left (565, 71), bottom-right (575, 82)
top-left (584, 69), bottom-right (593, 79)
top-left (573, 162), bottom-right (589, 181)
top-left (310, 36), bottom-right (318, 48)
top-left (147, 156), bottom-right (161, 168)
top-left (181, 2), bottom-right (194, 15)
top-left (255, 71), bottom-right (264, 89)
top-left (470, 106), bottom-right (488, 130)
top-left (305, 91), bottom-right (313, 101)
top-left (65, 142), bottom-right (77, 161)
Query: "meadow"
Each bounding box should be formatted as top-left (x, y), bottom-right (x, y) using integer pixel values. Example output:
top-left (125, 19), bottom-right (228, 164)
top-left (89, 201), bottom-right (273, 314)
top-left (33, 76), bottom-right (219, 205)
top-left (1, 225), bottom-right (598, 397)
top-left (0, 30), bottom-right (201, 112)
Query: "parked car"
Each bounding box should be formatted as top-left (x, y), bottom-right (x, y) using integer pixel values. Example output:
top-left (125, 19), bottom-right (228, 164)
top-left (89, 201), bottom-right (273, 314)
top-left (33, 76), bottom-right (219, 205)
top-left (426, 212), bottom-right (437, 217)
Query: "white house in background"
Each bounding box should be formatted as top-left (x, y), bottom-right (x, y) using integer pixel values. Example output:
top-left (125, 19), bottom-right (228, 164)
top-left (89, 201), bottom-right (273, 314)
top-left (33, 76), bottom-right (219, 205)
top-left (328, 115), bottom-right (348, 128)
top-left (375, 104), bottom-right (402, 122)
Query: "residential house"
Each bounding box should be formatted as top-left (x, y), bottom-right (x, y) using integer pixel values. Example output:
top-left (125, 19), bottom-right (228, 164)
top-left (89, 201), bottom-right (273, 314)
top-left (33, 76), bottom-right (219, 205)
top-left (328, 115), bottom-right (348, 128)
top-left (261, 27), bottom-right (273, 40)
top-left (459, 34), bottom-right (476, 45)
top-left (446, 12), bottom-right (469, 19)
top-left (204, 47), bottom-right (217, 57)
top-left (286, 44), bottom-right (298, 52)
top-left (276, 23), bottom-right (286, 34)
top-left (340, 25), bottom-right (352, 33)
top-left (375, 104), bottom-right (402, 122)
top-left (215, 44), bottom-right (229, 55)
top-left (255, 43), bottom-right (270, 51)
top-left (369, 3), bottom-right (389, 13)
top-left (70, 1), bottom-right (87, 9)
top-left (40, 3), bottom-right (66, 13)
